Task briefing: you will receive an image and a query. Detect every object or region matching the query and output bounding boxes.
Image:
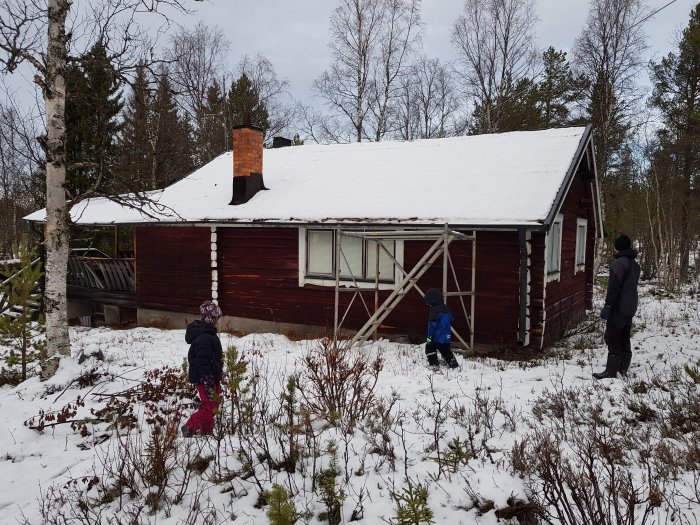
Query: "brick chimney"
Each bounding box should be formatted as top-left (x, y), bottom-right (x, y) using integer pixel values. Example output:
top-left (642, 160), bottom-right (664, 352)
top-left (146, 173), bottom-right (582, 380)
top-left (231, 123), bottom-right (266, 205)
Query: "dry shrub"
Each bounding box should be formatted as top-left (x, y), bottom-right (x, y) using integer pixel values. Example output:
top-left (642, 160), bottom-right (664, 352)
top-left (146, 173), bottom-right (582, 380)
top-left (512, 422), bottom-right (663, 525)
top-left (297, 338), bottom-right (383, 428)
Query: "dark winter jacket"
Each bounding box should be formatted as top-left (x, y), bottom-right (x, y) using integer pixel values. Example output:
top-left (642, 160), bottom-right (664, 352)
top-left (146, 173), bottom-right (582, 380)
top-left (604, 249), bottom-right (641, 319)
top-left (425, 288), bottom-right (454, 344)
top-left (186, 320), bottom-right (223, 385)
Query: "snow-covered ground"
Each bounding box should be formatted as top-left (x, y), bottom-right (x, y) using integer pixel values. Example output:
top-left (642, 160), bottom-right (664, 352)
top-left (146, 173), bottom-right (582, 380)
top-left (1, 283), bottom-right (699, 524)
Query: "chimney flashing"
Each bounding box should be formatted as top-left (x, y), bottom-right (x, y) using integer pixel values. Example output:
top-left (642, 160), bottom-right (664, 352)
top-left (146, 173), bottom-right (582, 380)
top-left (230, 173), bottom-right (267, 205)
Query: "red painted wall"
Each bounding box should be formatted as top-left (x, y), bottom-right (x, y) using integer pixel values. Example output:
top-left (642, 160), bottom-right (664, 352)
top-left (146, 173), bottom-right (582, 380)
top-left (214, 227), bottom-right (519, 345)
top-left (135, 226), bottom-right (211, 315)
top-left (535, 160), bottom-right (598, 346)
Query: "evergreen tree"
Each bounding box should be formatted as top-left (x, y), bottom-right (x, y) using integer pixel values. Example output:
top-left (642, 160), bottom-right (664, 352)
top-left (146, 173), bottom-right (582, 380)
top-left (117, 67), bottom-right (194, 191)
top-left (0, 239), bottom-right (46, 382)
top-left (117, 64), bottom-right (152, 192)
top-left (64, 42), bottom-right (123, 197)
top-left (536, 47), bottom-right (582, 128)
top-left (197, 83), bottom-right (227, 164)
top-left (150, 72), bottom-right (194, 188)
top-left (225, 73), bottom-right (270, 134)
top-left (649, 3), bottom-right (700, 280)
top-left (471, 77), bottom-right (540, 133)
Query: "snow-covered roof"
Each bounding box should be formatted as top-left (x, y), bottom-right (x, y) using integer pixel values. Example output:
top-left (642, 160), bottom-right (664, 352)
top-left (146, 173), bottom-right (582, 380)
top-left (25, 126), bottom-right (593, 228)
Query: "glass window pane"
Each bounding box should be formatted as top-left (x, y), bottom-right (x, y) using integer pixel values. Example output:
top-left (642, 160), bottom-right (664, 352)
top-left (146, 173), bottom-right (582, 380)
top-left (548, 222), bottom-right (561, 273)
top-left (576, 224), bottom-right (586, 265)
top-left (339, 235), bottom-right (363, 278)
top-left (308, 230), bottom-right (333, 275)
top-left (367, 240), bottom-right (395, 281)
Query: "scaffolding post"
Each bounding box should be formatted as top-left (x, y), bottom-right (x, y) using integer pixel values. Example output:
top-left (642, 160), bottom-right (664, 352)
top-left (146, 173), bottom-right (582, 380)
top-left (333, 228), bottom-right (340, 345)
top-left (442, 224), bottom-right (448, 301)
top-left (331, 228), bottom-right (475, 351)
top-left (471, 231), bottom-right (476, 351)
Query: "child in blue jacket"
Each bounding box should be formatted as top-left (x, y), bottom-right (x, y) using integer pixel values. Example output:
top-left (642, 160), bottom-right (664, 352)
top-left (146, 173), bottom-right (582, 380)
top-left (424, 288), bottom-right (459, 369)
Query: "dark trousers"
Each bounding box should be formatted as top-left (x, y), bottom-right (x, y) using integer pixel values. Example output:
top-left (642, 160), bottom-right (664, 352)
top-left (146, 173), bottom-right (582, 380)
top-left (425, 342), bottom-right (456, 366)
top-left (604, 315), bottom-right (632, 359)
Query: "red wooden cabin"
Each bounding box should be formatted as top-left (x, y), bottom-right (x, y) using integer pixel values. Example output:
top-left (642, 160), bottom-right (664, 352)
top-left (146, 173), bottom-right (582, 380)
top-left (28, 125), bottom-right (602, 349)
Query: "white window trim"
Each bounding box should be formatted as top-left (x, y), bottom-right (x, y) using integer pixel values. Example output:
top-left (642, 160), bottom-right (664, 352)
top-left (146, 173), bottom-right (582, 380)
top-left (545, 214), bottom-right (563, 282)
top-left (298, 227), bottom-right (404, 290)
top-left (575, 218), bottom-right (588, 274)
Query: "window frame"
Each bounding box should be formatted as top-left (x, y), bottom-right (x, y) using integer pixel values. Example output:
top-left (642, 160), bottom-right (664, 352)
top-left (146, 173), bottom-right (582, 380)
top-left (299, 227), bottom-right (402, 289)
top-left (545, 214), bottom-right (564, 282)
top-left (575, 218), bottom-right (588, 273)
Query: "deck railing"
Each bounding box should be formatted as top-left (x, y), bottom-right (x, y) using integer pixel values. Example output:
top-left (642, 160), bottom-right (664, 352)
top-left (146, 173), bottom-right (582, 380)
top-left (68, 257), bottom-right (135, 292)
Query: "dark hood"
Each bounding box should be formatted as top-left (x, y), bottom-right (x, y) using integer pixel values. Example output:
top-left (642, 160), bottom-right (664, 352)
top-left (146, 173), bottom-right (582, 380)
top-left (615, 248), bottom-right (638, 259)
top-left (185, 320), bottom-right (217, 344)
top-left (424, 288), bottom-right (444, 306)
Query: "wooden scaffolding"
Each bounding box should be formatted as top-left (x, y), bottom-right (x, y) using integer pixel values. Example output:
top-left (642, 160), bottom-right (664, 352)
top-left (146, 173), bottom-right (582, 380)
top-left (332, 226), bottom-right (476, 350)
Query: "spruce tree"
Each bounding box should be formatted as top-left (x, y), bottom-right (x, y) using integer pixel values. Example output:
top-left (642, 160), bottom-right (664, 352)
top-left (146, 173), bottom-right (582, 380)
top-left (225, 73), bottom-right (270, 134)
top-left (64, 42), bottom-right (123, 197)
top-left (117, 67), bottom-right (194, 191)
top-left (150, 72), bottom-right (194, 188)
top-left (198, 83), bottom-right (228, 164)
top-left (117, 64), bottom-right (152, 192)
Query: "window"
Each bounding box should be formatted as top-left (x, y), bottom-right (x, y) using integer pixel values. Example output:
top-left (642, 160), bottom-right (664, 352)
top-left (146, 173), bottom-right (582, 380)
top-left (546, 214), bottom-right (563, 279)
top-left (575, 218), bottom-right (588, 271)
top-left (302, 228), bottom-right (398, 286)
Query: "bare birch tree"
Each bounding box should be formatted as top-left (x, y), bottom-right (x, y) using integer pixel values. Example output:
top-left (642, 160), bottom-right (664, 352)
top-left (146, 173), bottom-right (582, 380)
top-left (237, 53), bottom-right (295, 141)
top-left (451, 0), bottom-right (538, 134)
top-left (166, 22), bottom-right (230, 126)
top-left (0, 0), bottom-right (196, 359)
top-left (314, 0), bottom-right (384, 142)
top-left (416, 56), bottom-right (462, 139)
top-left (572, 0), bottom-right (647, 179)
top-left (314, 0), bottom-right (421, 142)
top-left (367, 0), bottom-right (421, 140)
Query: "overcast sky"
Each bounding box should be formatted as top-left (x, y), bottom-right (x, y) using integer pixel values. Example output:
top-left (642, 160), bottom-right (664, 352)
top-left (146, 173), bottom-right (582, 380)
top-left (173, 0), bottom-right (698, 106)
top-left (1, 0), bottom-right (696, 117)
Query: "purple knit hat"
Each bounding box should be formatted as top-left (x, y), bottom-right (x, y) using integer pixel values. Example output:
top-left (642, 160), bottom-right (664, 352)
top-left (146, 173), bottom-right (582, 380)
top-left (200, 300), bottom-right (222, 325)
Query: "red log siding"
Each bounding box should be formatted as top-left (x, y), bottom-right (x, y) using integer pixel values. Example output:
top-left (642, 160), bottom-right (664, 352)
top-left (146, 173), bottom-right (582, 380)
top-left (217, 227), bottom-right (396, 334)
top-left (135, 226), bottom-right (211, 314)
top-left (215, 227), bottom-right (519, 345)
top-left (401, 230), bottom-right (520, 345)
top-left (536, 162), bottom-right (598, 345)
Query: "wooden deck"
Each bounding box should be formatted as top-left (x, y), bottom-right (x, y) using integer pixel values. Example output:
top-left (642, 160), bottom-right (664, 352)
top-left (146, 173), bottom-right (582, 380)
top-left (68, 256), bottom-right (135, 292)
top-left (67, 256), bottom-right (136, 311)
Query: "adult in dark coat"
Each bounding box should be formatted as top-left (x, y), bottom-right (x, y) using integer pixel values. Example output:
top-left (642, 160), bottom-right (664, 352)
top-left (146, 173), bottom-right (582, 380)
top-left (182, 300), bottom-right (224, 436)
top-left (424, 288), bottom-right (459, 369)
top-left (594, 235), bottom-right (641, 379)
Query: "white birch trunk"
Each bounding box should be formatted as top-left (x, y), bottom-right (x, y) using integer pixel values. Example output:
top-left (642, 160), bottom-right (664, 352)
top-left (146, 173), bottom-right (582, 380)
top-left (44, 0), bottom-right (71, 357)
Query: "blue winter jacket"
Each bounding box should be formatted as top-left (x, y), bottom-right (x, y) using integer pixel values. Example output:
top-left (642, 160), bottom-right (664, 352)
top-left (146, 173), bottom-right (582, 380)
top-left (425, 288), bottom-right (453, 344)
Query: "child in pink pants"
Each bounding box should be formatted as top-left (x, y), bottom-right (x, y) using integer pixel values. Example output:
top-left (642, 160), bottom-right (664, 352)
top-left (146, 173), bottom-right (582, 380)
top-left (182, 300), bottom-right (223, 437)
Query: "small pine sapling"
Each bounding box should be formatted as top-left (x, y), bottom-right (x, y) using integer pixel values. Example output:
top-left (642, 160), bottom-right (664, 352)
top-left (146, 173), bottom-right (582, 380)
top-left (266, 484), bottom-right (297, 525)
top-left (317, 442), bottom-right (345, 525)
top-left (223, 345), bottom-right (250, 433)
top-left (0, 240), bottom-right (46, 382)
top-left (390, 480), bottom-right (434, 525)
